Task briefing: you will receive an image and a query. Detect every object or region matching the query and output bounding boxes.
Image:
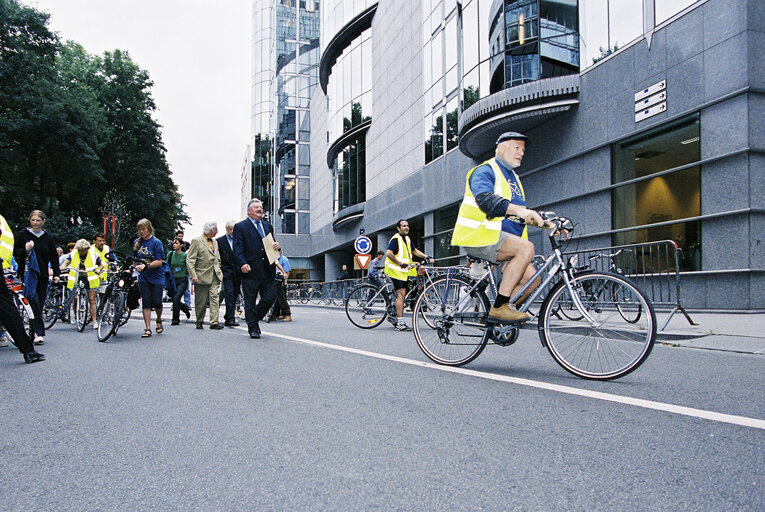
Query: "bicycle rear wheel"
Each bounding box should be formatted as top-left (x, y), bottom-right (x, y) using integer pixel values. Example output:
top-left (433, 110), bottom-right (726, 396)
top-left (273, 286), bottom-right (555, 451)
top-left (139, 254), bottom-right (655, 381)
top-left (539, 271), bottom-right (656, 380)
top-left (43, 284), bottom-right (61, 329)
top-left (345, 285), bottom-right (390, 329)
top-left (413, 275), bottom-right (490, 367)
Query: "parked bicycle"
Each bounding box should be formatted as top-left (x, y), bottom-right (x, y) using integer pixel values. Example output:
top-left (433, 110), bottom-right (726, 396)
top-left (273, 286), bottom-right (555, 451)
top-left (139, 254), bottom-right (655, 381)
top-left (42, 269), bottom-right (92, 332)
top-left (344, 263), bottom-right (440, 329)
top-left (412, 212), bottom-right (657, 380)
top-left (96, 251), bottom-right (139, 342)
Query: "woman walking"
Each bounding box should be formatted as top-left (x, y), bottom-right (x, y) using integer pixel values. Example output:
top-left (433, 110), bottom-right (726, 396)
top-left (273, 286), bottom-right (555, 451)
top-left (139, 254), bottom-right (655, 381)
top-left (167, 237), bottom-right (191, 325)
top-left (133, 219), bottom-right (165, 338)
top-left (13, 210), bottom-right (61, 344)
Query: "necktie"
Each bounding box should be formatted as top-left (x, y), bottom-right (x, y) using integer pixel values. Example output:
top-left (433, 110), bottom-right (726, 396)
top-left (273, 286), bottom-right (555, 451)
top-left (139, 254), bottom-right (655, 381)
top-left (256, 221), bottom-right (265, 238)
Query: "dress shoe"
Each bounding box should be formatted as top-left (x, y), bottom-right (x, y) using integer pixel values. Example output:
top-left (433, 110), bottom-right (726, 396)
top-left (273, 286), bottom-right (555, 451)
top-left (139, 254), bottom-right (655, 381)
top-left (23, 351), bottom-right (45, 363)
top-left (171, 320), bottom-right (180, 326)
top-left (195, 322), bottom-right (203, 329)
top-left (209, 323), bottom-right (224, 330)
top-left (281, 315), bottom-right (292, 322)
top-left (249, 331), bottom-right (261, 339)
top-left (249, 323), bottom-right (261, 338)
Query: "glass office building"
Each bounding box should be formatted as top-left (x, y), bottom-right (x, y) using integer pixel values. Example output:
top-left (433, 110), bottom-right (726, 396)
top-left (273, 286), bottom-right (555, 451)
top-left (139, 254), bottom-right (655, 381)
top-left (247, 0), bottom-right (763, 307)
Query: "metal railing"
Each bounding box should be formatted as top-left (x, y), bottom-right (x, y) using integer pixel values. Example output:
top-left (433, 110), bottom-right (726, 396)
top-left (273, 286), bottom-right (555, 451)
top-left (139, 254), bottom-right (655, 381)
top-left (563, 239), bottom-right (696, 331)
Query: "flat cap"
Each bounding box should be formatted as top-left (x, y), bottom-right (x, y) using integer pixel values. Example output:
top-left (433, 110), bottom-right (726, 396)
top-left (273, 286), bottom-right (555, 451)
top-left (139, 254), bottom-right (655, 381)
top-left (496, 131), bottom-right (528, 145)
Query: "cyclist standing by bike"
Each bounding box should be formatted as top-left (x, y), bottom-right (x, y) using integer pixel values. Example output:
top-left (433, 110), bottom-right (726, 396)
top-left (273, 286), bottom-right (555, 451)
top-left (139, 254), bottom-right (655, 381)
top-left (384, 219), bottom-right (432, 331)
top-left (13, 210), bottom-right (61, 344)
top-left (0, 213), bottom-right (45, 363)
top-left (450, 132), bottom-right (547, 323)
top-left (63, 239), bottom-right (104, 330)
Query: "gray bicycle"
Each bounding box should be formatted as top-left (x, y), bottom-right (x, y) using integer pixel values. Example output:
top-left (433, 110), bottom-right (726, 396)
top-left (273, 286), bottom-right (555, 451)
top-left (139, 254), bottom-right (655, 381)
top-left (412, 213), bottom-right (657, 380)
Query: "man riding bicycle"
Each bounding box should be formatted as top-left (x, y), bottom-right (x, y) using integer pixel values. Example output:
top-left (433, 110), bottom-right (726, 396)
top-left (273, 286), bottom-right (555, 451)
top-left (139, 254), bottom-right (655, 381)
top-left (451, 131), bottom-right (547, 323)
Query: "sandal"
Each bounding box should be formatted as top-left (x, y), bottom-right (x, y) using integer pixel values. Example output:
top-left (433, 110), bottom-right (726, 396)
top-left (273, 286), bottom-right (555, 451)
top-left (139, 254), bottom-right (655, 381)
top-left (141, 329), bottom-right (152, 338)
top-left (155, 320), bottom-right (164, 334)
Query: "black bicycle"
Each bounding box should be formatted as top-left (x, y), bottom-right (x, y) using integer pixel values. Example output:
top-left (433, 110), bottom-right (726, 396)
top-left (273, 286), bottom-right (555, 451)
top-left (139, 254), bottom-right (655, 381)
top-left (344, 263), bottom-right (440, 329)
top-left (96, 252), bottom-right (138, 342)
top-left (42, 269), bottom-right (92, 332)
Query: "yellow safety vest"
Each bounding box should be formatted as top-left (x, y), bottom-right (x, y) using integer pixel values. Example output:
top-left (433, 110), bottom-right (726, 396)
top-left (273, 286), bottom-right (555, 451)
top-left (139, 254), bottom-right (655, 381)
top-left (384, 233), bottom-right (417, 280)
top-left (93, 243), bottom-right (110, 282)
top-left (67, 249), bottom-right (101, 290)
top-left (0, 214), bottom-right (14, 270)
top-left (451, 158), bottom-right (527, 247)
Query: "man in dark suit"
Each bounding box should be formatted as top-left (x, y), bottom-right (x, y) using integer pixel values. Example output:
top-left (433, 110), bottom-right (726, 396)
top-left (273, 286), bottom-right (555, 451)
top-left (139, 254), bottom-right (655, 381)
top-left (233, 198), bottom-right (280, 339)
top-left (217, 220), bottom-right (241, 327)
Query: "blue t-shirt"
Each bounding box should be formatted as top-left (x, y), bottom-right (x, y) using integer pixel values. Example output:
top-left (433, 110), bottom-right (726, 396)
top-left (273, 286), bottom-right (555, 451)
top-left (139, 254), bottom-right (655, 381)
top-left (468, 159), bottom-right (527, 237)
top-left (133, 236), bottom-right (165, 285)
top-left (277, 255), bottom-right (291, 273)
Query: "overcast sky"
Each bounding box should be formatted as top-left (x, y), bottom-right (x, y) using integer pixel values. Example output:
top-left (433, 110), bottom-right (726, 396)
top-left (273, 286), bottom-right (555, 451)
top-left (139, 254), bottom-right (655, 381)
top-left (25, 0), bottom-right (252, 239)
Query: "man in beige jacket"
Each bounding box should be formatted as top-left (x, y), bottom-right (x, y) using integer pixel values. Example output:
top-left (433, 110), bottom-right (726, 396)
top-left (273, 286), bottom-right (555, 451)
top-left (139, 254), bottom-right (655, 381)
top-left (186, 221), bottom-right (224, 330)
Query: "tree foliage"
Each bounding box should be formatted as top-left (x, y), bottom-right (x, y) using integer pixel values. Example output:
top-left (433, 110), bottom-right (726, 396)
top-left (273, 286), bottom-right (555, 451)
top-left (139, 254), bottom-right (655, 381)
top-left (0, 0), bottom-right (188, 248)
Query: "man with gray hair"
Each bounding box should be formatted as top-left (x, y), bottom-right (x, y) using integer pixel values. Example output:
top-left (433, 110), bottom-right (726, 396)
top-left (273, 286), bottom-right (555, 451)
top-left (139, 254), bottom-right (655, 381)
top-left (233, 198), bottom-right (280, 339)
top-left (216, 219), bottom-right (241, 327)
top-left (186, 221), bottom-right (224, 330)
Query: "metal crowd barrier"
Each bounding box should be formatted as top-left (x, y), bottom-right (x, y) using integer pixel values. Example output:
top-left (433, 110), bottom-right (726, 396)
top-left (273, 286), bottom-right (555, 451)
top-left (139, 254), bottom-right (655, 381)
top-left (562, 239), bottom-right (696, 331)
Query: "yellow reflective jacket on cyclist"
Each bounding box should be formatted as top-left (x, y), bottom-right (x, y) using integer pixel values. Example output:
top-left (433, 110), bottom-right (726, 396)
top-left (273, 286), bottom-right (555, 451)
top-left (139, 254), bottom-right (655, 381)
top-left (451, 158), bottom-right (528, 247)
top-left (384, 233), bottom-right (416, 280)
top-left (0, 214), bottom-right (14, 270)
top-left (92, 243), bottom-right (110, 282)
top-left (67, 249), bottom-right (101, 290)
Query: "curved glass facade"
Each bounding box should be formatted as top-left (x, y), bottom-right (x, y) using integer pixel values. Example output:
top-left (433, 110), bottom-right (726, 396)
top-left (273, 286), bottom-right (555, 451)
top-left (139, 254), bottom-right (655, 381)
top-left (333, 133), bottom-right (366, 213)
top-left (321, 0), bottom-right (375, 54)
top-left (422, 0), bottom-right (460, 164)
top-left (274, 0), bottom-right (320, 234)
top-left (324, 9), bottom-right (373, 214)
top-left (327, 27), bottom-right (372, 145)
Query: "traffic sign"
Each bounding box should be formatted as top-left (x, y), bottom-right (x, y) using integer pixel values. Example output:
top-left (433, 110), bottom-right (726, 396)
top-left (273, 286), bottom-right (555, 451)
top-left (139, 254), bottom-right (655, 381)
top-left (355, 253), bottom-right (372, 270)
top-left (354, 235), bottom-right (372, 254)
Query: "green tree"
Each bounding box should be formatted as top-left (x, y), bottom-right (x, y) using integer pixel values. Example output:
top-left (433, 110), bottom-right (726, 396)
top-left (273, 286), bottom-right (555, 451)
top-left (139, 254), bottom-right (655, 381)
top-left (0, 0), bottom-right (187, 245)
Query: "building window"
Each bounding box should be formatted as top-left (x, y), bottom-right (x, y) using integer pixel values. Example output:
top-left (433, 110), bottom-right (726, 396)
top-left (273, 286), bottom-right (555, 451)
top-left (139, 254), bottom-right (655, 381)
top-left (423, 1), bottom-right (460, 164)
top-left (611, 114), bottom-right (701, 270)
top-left (433, 203), bottom-right (461, 266)
top-left (333, 132), bottom-right (366, 213)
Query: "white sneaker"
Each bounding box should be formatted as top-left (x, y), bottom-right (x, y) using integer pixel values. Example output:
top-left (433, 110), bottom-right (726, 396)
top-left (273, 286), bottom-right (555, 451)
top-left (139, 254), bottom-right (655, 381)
top-left (0, 332), bottom-right (9, 347)
top-left (33, 335), bottom-right (44, 345)
top-left (92, 322), bottom-right (99, 330)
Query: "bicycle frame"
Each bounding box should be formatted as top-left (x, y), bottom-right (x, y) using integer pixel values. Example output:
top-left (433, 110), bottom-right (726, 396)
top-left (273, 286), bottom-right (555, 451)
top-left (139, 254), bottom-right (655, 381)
top-left (438, 224), bottom-right (598, 326)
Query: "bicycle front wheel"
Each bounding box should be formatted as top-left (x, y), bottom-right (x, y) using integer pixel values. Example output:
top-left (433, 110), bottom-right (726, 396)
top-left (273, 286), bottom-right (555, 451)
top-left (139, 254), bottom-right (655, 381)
top-left (345, 285), bottom-right (390, 329)
top-left (539, 271), bottom-right (656, 380)
top-left (97, 290), bottom-right (119, 342)
top-left (413, 275), bottom-right (490, 367)
top-left (75, 288), bottom-right (89, 332)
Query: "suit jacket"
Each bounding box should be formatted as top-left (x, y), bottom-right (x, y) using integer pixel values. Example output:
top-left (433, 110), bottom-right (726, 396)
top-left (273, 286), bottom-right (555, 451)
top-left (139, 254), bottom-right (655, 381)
top-left (216, 234), bottom-right (240, 280)
top-left (233, 217), bottom-right (275, 280)
top-left (186, 235), bottom-right (223, 285)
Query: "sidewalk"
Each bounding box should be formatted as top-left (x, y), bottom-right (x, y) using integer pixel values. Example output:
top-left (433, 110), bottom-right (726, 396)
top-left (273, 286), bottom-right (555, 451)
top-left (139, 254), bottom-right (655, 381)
top-left (656, 309), bottom-right (765, 355)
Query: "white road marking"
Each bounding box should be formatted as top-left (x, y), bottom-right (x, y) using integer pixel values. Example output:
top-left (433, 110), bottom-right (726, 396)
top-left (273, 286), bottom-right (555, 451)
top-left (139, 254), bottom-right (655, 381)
top-left (236, 327), bottom-right (765, 430)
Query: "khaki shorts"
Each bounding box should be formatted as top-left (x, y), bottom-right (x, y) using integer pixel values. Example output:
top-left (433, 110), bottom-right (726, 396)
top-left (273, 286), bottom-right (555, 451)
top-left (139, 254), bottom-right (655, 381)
top-left (463, 231), bottom-right (513, 265)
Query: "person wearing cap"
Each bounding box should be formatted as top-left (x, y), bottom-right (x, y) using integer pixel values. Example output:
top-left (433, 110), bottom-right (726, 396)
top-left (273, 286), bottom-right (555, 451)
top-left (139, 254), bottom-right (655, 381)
top-left (451, 131), bottom-right (546, 323)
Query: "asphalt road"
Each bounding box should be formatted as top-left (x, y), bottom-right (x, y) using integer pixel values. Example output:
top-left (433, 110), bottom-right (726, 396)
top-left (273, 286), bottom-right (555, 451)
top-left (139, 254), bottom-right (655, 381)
top-left (1, 305), bottom-right (763, 511)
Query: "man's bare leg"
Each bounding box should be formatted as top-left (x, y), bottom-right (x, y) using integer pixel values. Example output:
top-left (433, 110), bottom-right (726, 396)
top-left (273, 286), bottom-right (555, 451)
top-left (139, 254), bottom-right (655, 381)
top-left (496, 236), bottom-right (535, 296)
top-left (489, 236), bottom-right (535, 322)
